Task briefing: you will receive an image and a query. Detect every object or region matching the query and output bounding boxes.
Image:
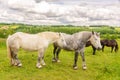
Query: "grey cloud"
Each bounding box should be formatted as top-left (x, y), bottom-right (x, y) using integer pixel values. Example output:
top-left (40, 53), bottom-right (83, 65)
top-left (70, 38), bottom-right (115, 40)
top-left (0, 0), bottom-right (120, 26)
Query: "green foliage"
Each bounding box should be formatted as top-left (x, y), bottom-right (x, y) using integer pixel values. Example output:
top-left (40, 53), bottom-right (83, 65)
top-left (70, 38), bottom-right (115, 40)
top-left (0, 23), bottom-right (120, 39)
top-left (0, 29), bottom-right (15, 38)
top-left (0, 38), bottom-right (6, 47)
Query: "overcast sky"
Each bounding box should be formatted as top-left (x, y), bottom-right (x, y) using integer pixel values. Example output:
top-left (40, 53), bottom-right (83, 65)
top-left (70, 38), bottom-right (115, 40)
top-left (0, 0), bottom-right (120, 26)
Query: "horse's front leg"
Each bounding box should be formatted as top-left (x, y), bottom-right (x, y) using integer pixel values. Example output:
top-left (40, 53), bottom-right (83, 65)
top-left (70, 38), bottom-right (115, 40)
top-left (73, 51), bottom-right (79, 70)
top-left (41, 56), bottom-right (46, 66)
top-left (102, 45), bottom-right (104, 52)
top-left (52, 45), bottom-right (58, 62)
top-left (92, 46), bottom-right (96, 55)
top-left (36, 56), bottom-right (42, 68)
top-left (80, 51), bottom-right (87, 70)
top-left (111, 46), bottom-right (114, 53)
top-left (56, 48), bottom-right (61, 62)
top-left (36, 49), bottom-right (45, 68)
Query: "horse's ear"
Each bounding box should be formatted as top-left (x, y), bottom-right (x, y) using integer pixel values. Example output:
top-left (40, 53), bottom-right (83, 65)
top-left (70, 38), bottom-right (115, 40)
top-left (97, 32), bottom-right (100, 36)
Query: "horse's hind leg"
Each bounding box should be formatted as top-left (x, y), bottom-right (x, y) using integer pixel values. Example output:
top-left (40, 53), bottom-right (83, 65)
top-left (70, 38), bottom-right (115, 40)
top-left (13, 53), bottom-right (22, 67)
top-left (10, 50), bottom-right (15, 66)
top-left (11, 49), bottom-right (22, 67)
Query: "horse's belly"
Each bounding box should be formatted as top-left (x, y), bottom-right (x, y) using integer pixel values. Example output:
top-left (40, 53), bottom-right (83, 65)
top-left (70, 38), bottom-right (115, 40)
top-left (21, 41), bottom-right (48, 51)
top-left (22, 45), bottom-right (38, 51)
top-left (20, 41), bottom-right (39, 51)
top-left (19, 35), bottom-right (49, 51)
top-left (63, 46), bottom-right (74, 51)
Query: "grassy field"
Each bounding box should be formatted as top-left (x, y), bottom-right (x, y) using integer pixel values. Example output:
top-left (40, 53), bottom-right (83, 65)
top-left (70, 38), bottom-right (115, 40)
top-left (0, 39), bottom-right (120, 80)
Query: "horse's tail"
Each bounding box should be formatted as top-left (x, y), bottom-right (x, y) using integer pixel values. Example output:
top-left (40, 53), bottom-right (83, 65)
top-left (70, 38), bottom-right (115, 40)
top-left (115, 43), bottom-right (119, 52)
top-left (6, 35), bottom-right (13, 63)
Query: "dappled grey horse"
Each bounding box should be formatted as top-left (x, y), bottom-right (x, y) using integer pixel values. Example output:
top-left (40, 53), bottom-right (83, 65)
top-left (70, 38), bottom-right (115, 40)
top-left (52, 31), bottom-right (102, 70)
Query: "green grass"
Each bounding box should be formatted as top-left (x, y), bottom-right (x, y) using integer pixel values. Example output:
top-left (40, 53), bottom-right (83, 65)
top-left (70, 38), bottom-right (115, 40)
top-left (0, 40), bottom-right (120, 80)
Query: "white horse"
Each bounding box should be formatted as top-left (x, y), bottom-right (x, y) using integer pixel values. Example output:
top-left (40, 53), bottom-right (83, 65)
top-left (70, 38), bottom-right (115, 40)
top-left (53, 31), bottom-right (102, 70)
top-left (6, 31), bottom-right (66, 68)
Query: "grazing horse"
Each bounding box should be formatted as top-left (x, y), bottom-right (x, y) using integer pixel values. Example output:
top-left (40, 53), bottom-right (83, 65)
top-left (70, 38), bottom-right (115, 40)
top-left (101, 39), bottom-right (118, 52)
top-left (6, 32), bottom-right (66, 68)
top-left (86, 39), bottom-right (119, 55)
top-left (53, 31), bottom-right (102, 70)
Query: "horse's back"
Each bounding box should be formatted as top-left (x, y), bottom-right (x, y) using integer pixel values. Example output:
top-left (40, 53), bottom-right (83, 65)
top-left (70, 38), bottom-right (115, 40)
top-left (73, 31), bottom-right (92, 39)
top-left (7, 32), bottom-right (49, 51)
top-left (37, 31), bottom-right (58, 38)
top-left (54, 33), bottom-right (76, 51)
top-left (101, 39), bottom-right (118, 46)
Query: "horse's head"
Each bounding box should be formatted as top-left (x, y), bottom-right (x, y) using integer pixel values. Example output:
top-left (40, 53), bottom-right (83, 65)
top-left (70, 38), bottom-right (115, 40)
top-left (56, 32), bottom-right (67, 47)
top-left (89, 31), bottom-right (102, 50)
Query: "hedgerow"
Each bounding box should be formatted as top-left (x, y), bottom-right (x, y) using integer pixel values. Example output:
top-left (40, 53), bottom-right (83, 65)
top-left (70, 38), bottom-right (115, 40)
top-left (0, 24), bottom-right (120, 39)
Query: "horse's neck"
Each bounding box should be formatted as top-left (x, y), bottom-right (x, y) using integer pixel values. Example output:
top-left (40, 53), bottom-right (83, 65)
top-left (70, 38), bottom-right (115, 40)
top-left (73, 32), bottom-right (91, 43)
top-left (48, 39), bottom-right (56, 43)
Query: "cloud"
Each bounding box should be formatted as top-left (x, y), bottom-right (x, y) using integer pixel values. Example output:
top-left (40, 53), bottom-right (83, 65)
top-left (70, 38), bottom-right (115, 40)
top-left (8, 0), bottom-right (36, 11)
top-left (0, 0), bottom-right (120, 26)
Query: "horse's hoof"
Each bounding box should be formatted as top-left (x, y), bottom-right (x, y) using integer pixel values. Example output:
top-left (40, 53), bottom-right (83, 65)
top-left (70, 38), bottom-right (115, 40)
top-left (73, 66), bottom-right (78, 70)
top-left (52, 59), bottom-right (57, 62)
top-left (14, 62), bottom-right (18, 66)
top-left (37, 65), bottom-right (42, 68)
top-left (11, 62), bottom-right (15, 66)
top-left (82, 66), bottom-right (87, 70)
top-left (18, 63), bottom-right (22, 67)
top-left (36, 63), bottom-right (42, 68)
top-left (42, 63), bottom-right (46, 66)
top-left (57, 60), bottom-right (61, 63)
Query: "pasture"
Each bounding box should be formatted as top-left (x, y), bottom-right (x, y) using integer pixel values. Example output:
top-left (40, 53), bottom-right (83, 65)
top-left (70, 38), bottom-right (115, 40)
top-left (0, 38), bottom-right (120, 80)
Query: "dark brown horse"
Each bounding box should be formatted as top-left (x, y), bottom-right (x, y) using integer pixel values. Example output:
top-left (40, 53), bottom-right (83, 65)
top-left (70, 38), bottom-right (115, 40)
top-left (85, 41), bottom-right (96, 55)
top-left (86, 39), bottom-right (119, 55)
